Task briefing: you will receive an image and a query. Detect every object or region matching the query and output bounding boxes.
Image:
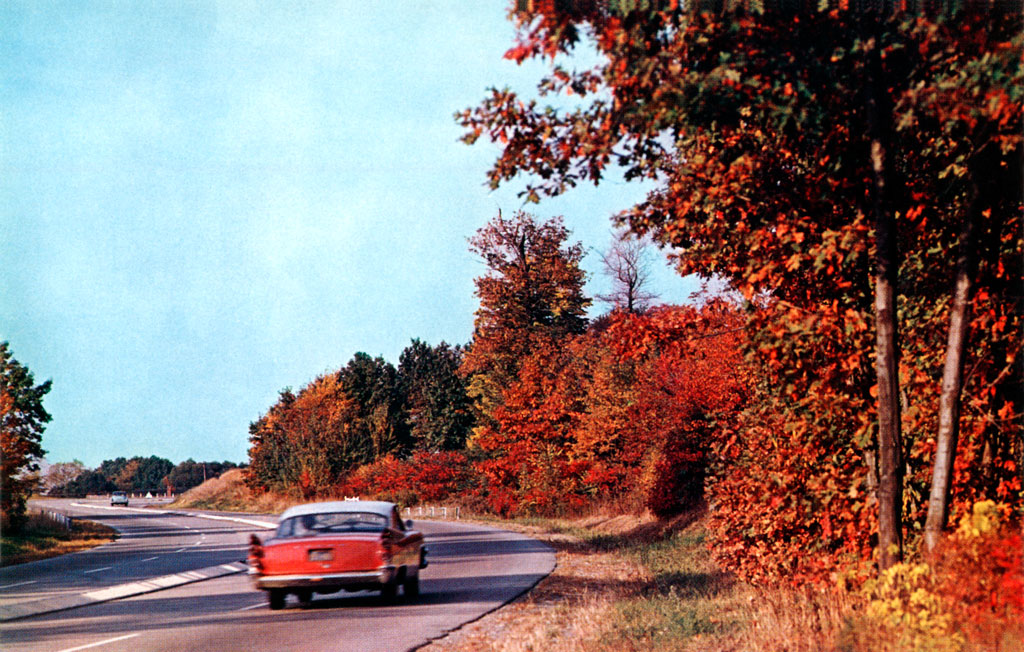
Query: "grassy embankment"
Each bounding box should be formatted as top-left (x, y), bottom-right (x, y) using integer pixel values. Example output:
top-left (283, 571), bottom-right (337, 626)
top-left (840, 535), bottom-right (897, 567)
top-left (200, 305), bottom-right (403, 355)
top-left (1, 509), bottom-right (118, 566)
top-left (168, 469), bottom-right (294, 513)
top-left (424, 511), bottom-right (854, 652)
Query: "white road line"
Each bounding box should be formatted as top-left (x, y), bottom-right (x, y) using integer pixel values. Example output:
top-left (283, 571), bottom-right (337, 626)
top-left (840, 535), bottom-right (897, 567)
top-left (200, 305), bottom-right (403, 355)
top-left (57, 633), bottom-right (140, 652)
top-left (235, 602), bottom-right (266, 612)
top-left (0, 579), bottom-right (38, 590)
top-left (82, 566), bottom-right (113, 574)
top-left (140, 556), bottom-right (158, 562)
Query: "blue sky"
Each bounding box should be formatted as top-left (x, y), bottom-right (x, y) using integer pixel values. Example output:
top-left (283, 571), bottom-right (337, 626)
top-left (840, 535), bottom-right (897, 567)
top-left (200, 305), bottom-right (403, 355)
top-left (2, 2), bottom-right (699, 468)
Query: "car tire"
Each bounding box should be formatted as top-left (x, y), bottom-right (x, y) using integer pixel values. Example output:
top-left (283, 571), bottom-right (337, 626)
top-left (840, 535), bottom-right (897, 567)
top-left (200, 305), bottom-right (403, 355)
top-left (381, 581), bottom-right (397, 602)
top-left (296, 590), bottom-right (313, 608)
top-left (268, 589), bottom-right (286, 610)
top-left (403, 573), bottom-right (419, 598)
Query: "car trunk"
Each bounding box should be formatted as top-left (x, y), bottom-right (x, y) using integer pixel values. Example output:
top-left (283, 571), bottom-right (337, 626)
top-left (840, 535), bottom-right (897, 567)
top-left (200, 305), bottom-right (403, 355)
top-left (261, 534), bottom-right (385, 575)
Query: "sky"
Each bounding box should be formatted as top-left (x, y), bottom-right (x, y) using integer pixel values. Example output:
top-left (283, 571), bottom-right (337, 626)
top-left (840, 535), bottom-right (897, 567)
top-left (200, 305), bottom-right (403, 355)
top-left (2, 2), bottom-right (700, 468)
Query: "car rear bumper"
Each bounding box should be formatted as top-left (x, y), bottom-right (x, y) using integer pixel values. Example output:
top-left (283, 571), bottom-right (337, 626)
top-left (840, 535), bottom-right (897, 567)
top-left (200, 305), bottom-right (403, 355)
top-left (253, 565), bottom-right (396, 591)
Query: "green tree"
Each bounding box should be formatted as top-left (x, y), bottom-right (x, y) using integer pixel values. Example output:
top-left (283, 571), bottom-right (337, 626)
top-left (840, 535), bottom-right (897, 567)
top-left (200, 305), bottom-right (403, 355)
top-left (54, 469), bottom-right (115, 498)
top-left (398, 339), bottom-right (474, 451)
top-left (165, 459), bottom-right (239, 494)
top-left (339, 353), bottom-right (410, 459)
top-left (1, 342), bottom-right (51, 531)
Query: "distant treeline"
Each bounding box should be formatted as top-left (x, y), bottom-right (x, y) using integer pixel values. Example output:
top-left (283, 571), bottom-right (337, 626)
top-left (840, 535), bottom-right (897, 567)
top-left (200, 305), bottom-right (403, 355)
top-left (47, 457), bottom-right (241, 497)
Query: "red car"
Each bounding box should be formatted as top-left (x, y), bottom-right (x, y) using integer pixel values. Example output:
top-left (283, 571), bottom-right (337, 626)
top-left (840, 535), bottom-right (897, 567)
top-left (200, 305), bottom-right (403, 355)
top-left (248, 500), bottom-right (428, 609)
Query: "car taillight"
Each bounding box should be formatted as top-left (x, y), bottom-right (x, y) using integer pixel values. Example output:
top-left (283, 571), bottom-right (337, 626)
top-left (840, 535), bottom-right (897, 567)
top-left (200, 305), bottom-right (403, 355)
top-left (248, 534), bottom-right (264, 573)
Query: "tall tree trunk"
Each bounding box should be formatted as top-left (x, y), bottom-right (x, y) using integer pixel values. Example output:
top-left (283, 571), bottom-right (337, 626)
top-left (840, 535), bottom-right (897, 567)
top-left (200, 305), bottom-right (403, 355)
top-left (925, 216), bottom-right (970, 548)
top-left (923, 178), bottom-right (981, 552)
top-left (866, 30), bottom-right (903, 571)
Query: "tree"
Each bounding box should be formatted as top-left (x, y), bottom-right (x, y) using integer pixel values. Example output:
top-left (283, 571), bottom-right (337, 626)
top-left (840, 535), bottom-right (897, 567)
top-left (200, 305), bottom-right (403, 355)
top-left (596, 231), bottom-right (658, 313)
top-left (339, 353), bottom-right (410, 459)
top-left (247, 374), bottom-right (377, 497)
top-left (1, 342), bottom-right (51, 531)
top-left (460, 2), bottom-right (1022, 575)
top-left (247, 354), bottom-right (410, 498)
top-left (42, 460), bottom-right (86, 494)
top-left (461, 210), bottom-right (590, 427)
top-left (54, 469), bottom-right (115, 497)
top-left (398, 340), bottom-right (474, 451)
top-left (165, 459), bottom-right (239, 494)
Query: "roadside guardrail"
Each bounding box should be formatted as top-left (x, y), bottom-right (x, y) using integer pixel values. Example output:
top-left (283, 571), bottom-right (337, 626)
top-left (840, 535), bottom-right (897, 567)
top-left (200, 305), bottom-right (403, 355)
top-left (38, 508), bottom-right (73, 529)
top-left (402, 505), bottom-right (461, 520)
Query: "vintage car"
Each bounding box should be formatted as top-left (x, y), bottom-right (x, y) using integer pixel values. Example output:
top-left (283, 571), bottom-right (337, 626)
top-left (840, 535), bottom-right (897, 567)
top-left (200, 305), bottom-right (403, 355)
top-left (247, 500), bottom-right (428, 609)
top-left (110, 491), bottom-right (129, 506)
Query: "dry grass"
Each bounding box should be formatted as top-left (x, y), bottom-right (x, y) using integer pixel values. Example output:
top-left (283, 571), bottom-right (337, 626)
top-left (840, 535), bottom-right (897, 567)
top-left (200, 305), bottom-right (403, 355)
top-left (169, 469), bottom-right (295, 513)
top-left (423, 508), bottom-right (752, 652)
top-left (733, 585), bottom-right (853, 652)
top-left (422, 516), bottom-right (651, 652)
top-left (1, 511), bottom-right (118, 566)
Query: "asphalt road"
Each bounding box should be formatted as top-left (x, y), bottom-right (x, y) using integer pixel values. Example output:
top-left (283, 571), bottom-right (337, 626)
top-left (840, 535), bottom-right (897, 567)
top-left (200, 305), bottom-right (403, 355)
top-left (1, 498), bottom-right (555, 652)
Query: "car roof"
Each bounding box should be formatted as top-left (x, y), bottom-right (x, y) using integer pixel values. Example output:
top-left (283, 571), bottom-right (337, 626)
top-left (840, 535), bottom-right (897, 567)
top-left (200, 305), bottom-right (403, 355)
top-left (279, 500), bottom-right (396, 521)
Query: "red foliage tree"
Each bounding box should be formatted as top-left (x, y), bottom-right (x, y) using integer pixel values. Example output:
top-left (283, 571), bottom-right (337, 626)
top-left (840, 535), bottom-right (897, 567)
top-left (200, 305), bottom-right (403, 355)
top-left (461, 2), bottom-right (1022, 579)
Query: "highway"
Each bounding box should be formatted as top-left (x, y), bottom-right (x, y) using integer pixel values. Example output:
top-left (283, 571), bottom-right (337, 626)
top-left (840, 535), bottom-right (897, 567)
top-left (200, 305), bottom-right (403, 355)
top-left (0, 498), bottom-right (555, 651)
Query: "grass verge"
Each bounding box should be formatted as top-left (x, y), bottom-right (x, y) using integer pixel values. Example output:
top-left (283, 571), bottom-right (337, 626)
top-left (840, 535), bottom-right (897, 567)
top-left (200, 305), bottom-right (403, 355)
top-left (424, 509), bottom-right (752, 652)
top-left (1, 511), bottom-right (118, 566)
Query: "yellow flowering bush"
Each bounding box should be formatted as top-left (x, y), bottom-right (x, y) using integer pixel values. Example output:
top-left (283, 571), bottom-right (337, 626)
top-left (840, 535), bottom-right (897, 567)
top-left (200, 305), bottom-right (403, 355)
top-left (862, 561), bottom-right (964, 652)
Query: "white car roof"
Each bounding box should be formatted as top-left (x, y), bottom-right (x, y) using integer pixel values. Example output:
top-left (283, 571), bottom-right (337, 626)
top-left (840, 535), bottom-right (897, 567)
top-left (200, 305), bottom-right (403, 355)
top-left (279, 500), bottom-right (396, 521)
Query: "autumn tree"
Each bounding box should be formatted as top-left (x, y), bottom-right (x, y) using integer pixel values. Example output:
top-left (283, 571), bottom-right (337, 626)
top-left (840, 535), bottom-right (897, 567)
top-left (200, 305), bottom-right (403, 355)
top-left (472, 301), bottom-right (749, 517)
top-left (1, 342), bottom-right (51, 531)
top-left (247, 353), bottom-right (410, 498)
top-left (398, 339), bottom-right (474, 451)
top-left (248, 375), bottom-right (372, 497)
top-left (460, 2), bottom-right (1022, 575)
top-left (461, 210), bottom-right (591, 427)
top-left (41, 460), bottom-right (86, 494)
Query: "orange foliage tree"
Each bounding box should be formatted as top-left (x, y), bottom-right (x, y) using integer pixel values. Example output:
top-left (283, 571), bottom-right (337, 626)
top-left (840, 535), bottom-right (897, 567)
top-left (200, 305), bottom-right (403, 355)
top-left (461, 210), bottom-right (590, 431)
top-left (471, 301), bottom-right (750, 517)
top-left (460, 1), bottom-right (1022, 580)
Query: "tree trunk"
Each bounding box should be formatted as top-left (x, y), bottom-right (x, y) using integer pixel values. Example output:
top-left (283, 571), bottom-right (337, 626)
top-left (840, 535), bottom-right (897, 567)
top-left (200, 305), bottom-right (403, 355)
top-left (923, 180), bottom-right (980, 553)
top-left (866, 32), bottom-right (903, 571)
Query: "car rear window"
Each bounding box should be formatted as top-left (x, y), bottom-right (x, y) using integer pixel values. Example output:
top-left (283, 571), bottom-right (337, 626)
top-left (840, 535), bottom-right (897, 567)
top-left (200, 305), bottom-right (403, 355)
top-left (276, 512), bottom-right (388, 537)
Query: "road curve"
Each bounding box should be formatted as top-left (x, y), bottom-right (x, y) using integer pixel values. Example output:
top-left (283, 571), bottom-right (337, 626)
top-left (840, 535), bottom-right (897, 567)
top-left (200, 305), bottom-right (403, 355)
top-left (2, 499), bottom-right (555, 652)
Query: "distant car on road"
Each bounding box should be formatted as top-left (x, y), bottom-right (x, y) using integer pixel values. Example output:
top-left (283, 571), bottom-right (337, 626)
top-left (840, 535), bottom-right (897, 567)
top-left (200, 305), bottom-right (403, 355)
top-left (110, 491), bottom-right (129, 506)
top-left (247, 500), bottom-right (428, 610)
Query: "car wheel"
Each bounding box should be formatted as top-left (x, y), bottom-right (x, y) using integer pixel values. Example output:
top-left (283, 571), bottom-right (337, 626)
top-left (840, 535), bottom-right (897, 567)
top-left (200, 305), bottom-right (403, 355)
top-left (268, 589), bottom-right (286, 610)
top-left (403, 573), bottom-right (419, 598)
top-left (296, 590), bottom-right (313, 608)
top-left (380, 581), bottom-right (397, 602)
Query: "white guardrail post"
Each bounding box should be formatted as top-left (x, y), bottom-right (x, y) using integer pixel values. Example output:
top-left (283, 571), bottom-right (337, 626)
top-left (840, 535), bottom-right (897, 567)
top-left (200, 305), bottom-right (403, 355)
top-left (401, 505), bottom-right (461, 520)
top-left (40, 508), bottom-right (72, 529)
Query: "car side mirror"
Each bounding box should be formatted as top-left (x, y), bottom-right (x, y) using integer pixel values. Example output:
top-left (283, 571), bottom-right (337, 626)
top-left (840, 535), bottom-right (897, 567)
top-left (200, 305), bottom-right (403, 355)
top-left (249, 534), bottom-right (262, 547)
top-left (405, 519), bottom-right (414, 529)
